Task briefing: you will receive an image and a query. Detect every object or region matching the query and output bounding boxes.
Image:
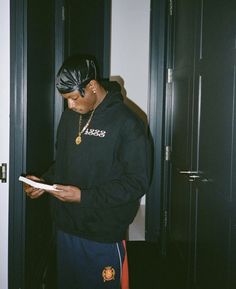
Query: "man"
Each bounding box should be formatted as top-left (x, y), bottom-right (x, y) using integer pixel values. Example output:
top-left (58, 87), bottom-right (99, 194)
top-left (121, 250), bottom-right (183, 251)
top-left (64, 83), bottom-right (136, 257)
top-left (24, 55), bottom-right (151, 289)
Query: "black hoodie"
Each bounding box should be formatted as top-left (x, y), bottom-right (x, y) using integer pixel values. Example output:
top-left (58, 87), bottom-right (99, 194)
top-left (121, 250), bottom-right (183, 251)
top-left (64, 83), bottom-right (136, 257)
top-left (43, 81), bottom-right (151, 242)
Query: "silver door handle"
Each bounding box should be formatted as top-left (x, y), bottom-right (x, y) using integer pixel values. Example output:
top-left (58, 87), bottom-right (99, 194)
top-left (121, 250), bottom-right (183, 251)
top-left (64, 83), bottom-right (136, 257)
top-left (179, 170), bottom-right (202, 175)
top-left (189, 175), bottom-right (201, 179)
top-left (179, 170), bottom-right (209, 183)
top-left (189, 175), bottom-right (201, 182)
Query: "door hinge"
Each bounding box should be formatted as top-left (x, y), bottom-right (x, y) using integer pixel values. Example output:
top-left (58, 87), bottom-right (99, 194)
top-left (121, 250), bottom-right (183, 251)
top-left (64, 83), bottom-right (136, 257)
top-left (167, 68), bottom-right (173, 83)
top-left (169, 0), bottom-right (174, 16)
top-left (165, 146), bottom-right (171, 161)
top-left (0, 163), bottom-right (7, 183)
top-left (62, 6), bottom-right (65, 21)
top-left (164, 210), bottom-right (168, 228)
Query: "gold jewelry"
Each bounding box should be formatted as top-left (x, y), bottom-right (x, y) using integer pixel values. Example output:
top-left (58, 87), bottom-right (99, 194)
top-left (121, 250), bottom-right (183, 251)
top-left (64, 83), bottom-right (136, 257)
top-left (75, 110), bottom-right (95, 145)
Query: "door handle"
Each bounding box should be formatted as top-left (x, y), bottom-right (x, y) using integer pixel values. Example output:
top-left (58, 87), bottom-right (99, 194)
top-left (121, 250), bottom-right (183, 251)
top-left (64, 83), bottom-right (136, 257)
top-left (179, 170), bottom-right (204, 182)
top-left (188, 175), bottom-right (201, 182)
top-left (0, 163), bottom-right (7, 183)
top-left (179, 170), bottom-right (210, 183)
top-left (179, 170), bottom-right (202, 175)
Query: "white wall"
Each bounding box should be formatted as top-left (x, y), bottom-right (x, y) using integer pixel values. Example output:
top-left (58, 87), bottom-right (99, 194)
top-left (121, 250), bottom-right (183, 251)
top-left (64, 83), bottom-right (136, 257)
top-left (110, 0), bottom-right (150, 112)
top-left (0, 0), bottom-right (10, 288)
top-left (110, 0), bottom-right (150, 240)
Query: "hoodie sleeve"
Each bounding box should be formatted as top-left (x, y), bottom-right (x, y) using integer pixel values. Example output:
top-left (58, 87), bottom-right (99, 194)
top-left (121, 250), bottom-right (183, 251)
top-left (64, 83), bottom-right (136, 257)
top-left (79, 117), bottom-right (152, 208)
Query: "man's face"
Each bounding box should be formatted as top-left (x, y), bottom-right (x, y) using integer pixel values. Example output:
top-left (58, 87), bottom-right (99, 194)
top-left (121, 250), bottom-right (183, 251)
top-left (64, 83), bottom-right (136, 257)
top-left (62, 85), bottom-right (96, 114)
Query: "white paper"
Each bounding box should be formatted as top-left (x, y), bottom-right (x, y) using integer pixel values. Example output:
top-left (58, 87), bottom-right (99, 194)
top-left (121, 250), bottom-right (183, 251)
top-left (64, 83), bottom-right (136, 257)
top-left (19, 176), bottom-right (61, 191)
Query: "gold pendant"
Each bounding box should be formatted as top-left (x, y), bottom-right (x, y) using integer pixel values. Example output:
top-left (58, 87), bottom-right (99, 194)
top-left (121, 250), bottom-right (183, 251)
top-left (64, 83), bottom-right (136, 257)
top-left (75, 135), bottom-right (82, 145)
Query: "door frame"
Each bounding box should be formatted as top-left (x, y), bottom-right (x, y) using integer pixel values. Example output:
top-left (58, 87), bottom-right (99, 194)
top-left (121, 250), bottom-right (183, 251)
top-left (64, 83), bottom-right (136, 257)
top-left (54, 0), bottom-right (65, 144)
top-left (9, 0), bottom-right (170, 280)
top-left (9, 1), bottom-right (112, 288)
top-left (145, 0), bottom-right (169, 247)
top-left (0, 0), bottom-right (10, 288)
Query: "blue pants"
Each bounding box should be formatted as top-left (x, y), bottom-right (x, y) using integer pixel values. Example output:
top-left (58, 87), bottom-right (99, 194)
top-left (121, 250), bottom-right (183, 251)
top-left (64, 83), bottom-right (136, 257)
top-left (57, 230), bottom-right (125, 289)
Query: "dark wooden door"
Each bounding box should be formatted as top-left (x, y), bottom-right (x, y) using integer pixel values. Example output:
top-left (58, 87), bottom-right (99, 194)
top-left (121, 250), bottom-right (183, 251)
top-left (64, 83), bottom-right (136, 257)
top-left (64, 0), bottom-right (111, 79)
top-left (167, 1), bottom-right (198, 287)
top-left (194, 1), bottom-right (236, 288)
top-left (26, 1), bottom-right (111, 288)
top-left (168, 0), bottom-right (236, 288)
top-left (26, 0), bottom-right (56, 288)
top-left (10, 1), bottom-right (111, 288)
top-left (9, 0), bottom-right (57, 287)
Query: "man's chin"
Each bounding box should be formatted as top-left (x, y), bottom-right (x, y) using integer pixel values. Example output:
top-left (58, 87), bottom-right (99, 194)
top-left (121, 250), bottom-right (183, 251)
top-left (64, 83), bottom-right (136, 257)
top-left (71, 108), bottom-right (90, 114)
top-left (72, 108), bottom-right (83, 113)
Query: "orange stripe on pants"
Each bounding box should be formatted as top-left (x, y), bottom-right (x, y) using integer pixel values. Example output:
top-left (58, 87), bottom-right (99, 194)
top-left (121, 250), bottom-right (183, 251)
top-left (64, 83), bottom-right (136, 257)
top-left (121, 240), bottom-right (129, 289)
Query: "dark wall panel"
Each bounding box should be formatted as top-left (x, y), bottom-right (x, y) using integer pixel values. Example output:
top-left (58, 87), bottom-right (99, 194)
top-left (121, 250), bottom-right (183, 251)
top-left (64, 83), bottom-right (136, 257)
top-left (64, 0), bottom-right (111, 78)
top-left (27, 0), bottom-right (55, 174)
top-left (26, 0), bottom-right (56, 288)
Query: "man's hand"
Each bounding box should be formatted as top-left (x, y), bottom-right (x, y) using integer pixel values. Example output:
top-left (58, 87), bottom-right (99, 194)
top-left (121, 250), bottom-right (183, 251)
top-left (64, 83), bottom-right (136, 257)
top-left (48, 185), bottom-right (81, 203)
top-left (23, 175), bottom-right (45, 199)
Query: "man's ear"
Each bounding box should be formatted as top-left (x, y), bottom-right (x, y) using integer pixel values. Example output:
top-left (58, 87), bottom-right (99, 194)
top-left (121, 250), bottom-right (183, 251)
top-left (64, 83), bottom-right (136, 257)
top-left (89, 80), bottom-right (97, 88)
top-left (89, 80), bottom-right (97, 94)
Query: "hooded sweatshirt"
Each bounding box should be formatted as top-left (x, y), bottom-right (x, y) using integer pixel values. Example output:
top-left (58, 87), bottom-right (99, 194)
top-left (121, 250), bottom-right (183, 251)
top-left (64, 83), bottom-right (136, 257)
top-left (43, 81), bottom-right (151, 243)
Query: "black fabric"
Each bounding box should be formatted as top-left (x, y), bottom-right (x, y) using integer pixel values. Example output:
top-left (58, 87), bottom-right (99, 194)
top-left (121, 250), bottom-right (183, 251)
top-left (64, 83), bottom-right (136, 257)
top-left (43, 81), bottom-right (151, 243)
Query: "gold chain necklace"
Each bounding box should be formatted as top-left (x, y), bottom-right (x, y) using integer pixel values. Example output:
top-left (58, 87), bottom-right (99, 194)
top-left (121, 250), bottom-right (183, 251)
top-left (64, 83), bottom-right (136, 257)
top-left (75, 110), bottom-right (95, 145)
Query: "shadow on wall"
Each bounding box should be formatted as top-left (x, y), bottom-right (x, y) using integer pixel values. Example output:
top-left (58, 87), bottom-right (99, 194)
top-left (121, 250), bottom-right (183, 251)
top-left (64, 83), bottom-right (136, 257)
top-left (110, 75), bottom-right (148, 126)
top-left (110, 74), bottom-right (154, 187)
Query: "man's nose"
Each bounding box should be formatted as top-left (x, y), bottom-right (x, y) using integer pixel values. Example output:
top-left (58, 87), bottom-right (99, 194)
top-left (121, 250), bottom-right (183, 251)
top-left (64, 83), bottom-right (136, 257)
top-left (67, 99), bottom-right (75, 109)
